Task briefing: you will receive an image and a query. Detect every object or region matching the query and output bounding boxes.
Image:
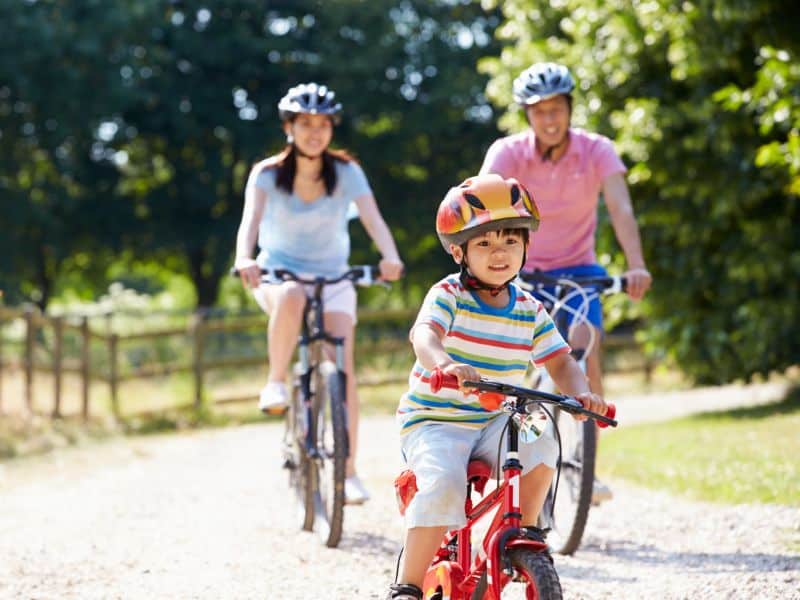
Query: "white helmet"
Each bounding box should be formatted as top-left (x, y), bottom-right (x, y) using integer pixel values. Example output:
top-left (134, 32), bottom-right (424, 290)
top-left (512, 62), bottom-right (575, 106)
top-left (278, 82), bottom-right (342, 124)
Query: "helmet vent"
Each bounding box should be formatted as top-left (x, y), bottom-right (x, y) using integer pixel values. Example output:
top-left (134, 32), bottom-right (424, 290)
top-left (464, 193), bottom-right (485, 209)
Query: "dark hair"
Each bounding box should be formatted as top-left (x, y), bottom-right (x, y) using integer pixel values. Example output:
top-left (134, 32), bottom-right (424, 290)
top-left (273, 145), bottom-right (355, 196)
top-left (460, 227), bottom-right (530, 256)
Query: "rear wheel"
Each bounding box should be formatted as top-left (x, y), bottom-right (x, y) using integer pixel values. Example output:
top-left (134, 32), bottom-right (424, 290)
top-left (471, 549), bottom-right (562, 599)
top-left (539, 411), bottom-right (596, 555)
top-left (283, 366), bottom-right (314, 531)
top-left (310, 360), bottom-right (347, 547)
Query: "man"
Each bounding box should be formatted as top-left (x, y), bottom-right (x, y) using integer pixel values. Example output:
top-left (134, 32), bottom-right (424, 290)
top-left (480, 62), bottom-right (652, 502)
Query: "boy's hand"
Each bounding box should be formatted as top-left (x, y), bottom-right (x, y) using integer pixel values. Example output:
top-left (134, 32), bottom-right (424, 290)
top-left (573, 392), bottom-right (606, 422)
top-left (439, 362), bottom-right (482, 393)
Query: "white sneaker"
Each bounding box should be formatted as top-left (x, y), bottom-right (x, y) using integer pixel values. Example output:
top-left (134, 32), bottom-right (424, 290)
top-left (344, 475), bottom-right (370, 505)
top-left (258, 381), bottom-right (288, 414)
top-left (591, 478), bottom-right (613, 505)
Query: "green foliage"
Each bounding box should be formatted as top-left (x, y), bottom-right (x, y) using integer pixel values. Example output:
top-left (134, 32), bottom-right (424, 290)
top-left (600, 387), bottom-right (800, 506)
top-left (1, 0), bottom-right (504, 309)
top-left (481, 0), bottom-right (800, 383)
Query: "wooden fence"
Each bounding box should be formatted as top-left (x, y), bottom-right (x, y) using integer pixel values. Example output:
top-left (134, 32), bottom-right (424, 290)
top-left (0, 305), bottom-right (649, 421)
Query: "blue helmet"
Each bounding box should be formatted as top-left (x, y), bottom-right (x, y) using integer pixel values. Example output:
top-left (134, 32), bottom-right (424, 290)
top-left (512, 62), bottom-right (575, 106)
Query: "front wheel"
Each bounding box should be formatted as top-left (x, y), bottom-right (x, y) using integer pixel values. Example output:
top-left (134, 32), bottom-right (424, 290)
top-left (310, 360), bottom-right (348, 547)
top-left (539, 411), bottom-right (597, 555)
top-left (471, 548), bottom-right (562, 599)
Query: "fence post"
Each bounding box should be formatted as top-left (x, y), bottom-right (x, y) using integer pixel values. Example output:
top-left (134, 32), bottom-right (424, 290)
top-left (24, 305), bottom-right (35, 415)
top-left (191, 309), bottom-right (207, 409)
top-left (80, 316), bottom-right (90, 421)
top-left (0, 312), bottom-right (4, 415)
top-left (52, 315), bottom-right (63, 418)
top-left (109, 332), bottom-right (119, 419)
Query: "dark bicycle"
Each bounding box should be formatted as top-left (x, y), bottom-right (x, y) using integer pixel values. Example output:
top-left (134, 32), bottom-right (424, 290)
top-left (241, 265), bottom-right (386, 548)
top-left (518, 269), bottom-right (626, 555)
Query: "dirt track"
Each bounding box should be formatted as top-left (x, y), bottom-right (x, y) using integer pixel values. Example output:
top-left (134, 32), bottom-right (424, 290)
top-left (0, 382), bottom-right (798, 599)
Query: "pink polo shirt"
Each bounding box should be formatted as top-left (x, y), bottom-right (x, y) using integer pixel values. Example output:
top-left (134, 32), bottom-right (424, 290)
top-left (480, 128), bottom-right (626, 271)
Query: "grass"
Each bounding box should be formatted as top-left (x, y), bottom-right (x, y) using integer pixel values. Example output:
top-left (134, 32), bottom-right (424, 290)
top-left (599, 385), bottom-right (800, 506)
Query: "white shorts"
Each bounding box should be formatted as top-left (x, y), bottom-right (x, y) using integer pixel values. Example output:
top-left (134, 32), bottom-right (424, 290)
top-left (399, 416), bottom-right (558, 529)
top-left (252, 278), bottom-right (357, 322)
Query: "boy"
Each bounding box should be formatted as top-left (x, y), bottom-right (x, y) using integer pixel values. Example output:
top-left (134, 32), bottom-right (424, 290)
top-left (388, 174), bottom-right (606, 600)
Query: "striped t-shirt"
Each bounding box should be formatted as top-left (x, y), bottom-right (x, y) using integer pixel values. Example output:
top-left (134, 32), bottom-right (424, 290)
top-left (397, 274), bottom-right (570, 435)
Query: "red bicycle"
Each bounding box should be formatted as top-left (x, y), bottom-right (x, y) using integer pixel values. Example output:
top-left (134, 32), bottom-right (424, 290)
top-left (394, 369), bottom-right (617, 600)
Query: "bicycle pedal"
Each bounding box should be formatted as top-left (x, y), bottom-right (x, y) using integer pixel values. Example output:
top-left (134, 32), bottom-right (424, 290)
top-left (261, 406), bottom-right (288, 416)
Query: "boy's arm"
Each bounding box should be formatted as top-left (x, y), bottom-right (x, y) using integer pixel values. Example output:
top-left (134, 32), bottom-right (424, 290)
top-left (543, 353), bottom-right (607, 418)
top-left (411, 324), bottom-right (481, 387)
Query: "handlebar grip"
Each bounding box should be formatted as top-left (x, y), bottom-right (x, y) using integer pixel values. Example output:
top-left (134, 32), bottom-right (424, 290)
top-left (428, 369), bottom-right (504, 410)
top-left (596, 403), bottom-right (616, 428)
top-left (429, 368), bottom-right (458, 393)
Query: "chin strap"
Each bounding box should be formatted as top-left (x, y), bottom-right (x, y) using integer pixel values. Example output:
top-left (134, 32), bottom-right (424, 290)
top-left (459, 264), bottom-right (514, 297)
top-left (540, 131), bottom-right (570, 162)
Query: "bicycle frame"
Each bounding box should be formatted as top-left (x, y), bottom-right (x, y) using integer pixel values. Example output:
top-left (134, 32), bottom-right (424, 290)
top-left (295, 276), bottom-right (348, 460)
top-left (413, 370), bottom-right (617, 599)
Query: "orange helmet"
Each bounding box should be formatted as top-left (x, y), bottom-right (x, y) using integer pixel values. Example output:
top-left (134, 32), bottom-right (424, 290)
top-left (436, 174), bottom-right (540, 252)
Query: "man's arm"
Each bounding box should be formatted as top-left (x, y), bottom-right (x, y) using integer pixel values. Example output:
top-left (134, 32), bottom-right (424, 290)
top-left (602, 172), bottom-right (652, 300)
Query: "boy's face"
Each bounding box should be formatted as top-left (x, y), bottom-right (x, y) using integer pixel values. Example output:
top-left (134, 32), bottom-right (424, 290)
top-left (450, 229), bottom-right (526, 286)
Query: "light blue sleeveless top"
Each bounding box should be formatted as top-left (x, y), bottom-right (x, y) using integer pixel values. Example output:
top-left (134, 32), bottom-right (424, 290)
top-left (252, 159), bottom-right (371, 276)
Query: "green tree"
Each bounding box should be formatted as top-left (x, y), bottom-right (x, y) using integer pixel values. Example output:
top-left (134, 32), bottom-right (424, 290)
top-left (114, 0), bottom-right (503, 307)
top-left (0, 0), bottom-right (131, 307)
top-left (480, 0), bottom-right (800, 383)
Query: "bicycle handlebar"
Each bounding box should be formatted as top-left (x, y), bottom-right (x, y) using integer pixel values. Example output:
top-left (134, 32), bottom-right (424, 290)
top-left (428, 368), bottom-right (617, 428)
top-left (230, 265), bottom-right (387, 288)
top-left (519, 269), bottom-right (627, 295)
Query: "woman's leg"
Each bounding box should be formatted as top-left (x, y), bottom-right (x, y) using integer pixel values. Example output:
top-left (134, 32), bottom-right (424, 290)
top-left (257, 282), bottom-right (306, 382)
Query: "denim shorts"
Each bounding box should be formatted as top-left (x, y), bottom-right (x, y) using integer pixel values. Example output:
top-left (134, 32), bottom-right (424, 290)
top-left (399, 416), bottom-right (557, 529)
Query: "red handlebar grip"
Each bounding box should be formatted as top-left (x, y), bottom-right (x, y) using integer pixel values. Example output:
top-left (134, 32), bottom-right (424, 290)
top-left (597, 402), bottom-right (616, 428)
top-left (429, 368), bottom-right (459, 393)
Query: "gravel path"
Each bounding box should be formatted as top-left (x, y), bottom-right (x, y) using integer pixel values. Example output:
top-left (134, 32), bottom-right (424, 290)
top-left (0, 382), bottom-right (797, 599)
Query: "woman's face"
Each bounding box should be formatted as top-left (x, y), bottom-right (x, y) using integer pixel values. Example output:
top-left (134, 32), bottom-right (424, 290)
top-left (284, 113), bottom-right (333, 157)
top-left (525, 95), bottom-right (570, 148)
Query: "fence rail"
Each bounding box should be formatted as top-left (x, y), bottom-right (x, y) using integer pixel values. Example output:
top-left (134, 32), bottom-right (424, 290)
top-left (0, 305), bottom-right (650, 421)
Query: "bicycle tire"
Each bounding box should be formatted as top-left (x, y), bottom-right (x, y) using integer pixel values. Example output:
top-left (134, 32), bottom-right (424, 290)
top-left (284, 370), bottom-right (314, 531)
top-left (311, 360), bottom-right (347, 547)
top-left (540, 412), bottom-right (596, 555)
top-left (471, 548), bottom-right (562, 599)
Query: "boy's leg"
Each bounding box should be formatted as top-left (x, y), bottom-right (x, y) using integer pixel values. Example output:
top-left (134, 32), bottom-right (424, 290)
top-left (520, 464), bottom-right (554, 526)
top-left (399, 526), bottom-right (449, 589)
top-left (396, 424), bottom-right (474, 593)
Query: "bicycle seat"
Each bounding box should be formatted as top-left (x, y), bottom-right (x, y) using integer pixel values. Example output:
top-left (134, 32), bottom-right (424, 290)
top-left (467, 460), bottom-right (492, 495)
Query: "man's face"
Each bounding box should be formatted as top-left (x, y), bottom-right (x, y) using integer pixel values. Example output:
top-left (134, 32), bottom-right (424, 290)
top-left (525, 95), bottom-right (570, 147)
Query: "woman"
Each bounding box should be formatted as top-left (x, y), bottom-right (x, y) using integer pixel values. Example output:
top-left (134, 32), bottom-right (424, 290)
top-left (234, 82), bottom-right (404, 504)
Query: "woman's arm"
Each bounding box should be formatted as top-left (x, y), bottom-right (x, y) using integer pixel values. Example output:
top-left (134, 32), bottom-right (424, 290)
top-left (234, 166), bottom-right (268, 289)
top-left (354, 193), bottom-right (404, 280)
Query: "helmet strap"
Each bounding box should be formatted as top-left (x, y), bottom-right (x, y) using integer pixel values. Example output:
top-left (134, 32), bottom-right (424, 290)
top-left (539, 130), bottom-right (570, 162)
